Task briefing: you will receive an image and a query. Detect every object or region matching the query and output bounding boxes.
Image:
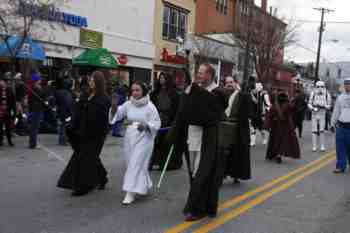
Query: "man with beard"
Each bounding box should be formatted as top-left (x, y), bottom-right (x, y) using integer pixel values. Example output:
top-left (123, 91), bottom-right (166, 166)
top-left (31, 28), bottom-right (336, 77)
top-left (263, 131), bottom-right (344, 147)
top-left (168, 63), bottom-right (227, 221)
top-left (222, 76), bottom-right (251, 183)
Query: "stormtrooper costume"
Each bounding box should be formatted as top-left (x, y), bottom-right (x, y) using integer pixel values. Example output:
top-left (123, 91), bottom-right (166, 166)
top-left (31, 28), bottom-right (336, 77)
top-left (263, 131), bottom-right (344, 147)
top-left (308, 81), bottom-right (332, 152)
top-left (250, 82), bottom-right (271, 146)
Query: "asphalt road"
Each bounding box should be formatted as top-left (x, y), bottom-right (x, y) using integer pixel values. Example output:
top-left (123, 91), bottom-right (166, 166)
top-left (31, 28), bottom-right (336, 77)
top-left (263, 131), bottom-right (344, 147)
top-left (0, 121), bottom-right (348, 233)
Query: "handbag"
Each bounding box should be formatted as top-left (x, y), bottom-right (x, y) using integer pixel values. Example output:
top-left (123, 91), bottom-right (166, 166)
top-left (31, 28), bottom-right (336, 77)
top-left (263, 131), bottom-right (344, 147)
top-left (218, 119), bottom-right (238, 148)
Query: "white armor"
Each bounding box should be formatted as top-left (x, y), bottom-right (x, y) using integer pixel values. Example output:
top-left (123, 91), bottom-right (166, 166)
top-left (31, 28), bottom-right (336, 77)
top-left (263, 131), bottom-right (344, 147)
top-left (308, 81), bottom-right (332, 152)
top-left (250, 82), bottom-right (271, 146)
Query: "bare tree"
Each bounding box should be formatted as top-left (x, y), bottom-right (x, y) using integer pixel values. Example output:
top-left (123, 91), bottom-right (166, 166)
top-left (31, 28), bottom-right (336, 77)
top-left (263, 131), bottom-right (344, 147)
top-left (0, 0), bottom-right (68, 73)
top-left (232, 3), bottom-right (298, 88)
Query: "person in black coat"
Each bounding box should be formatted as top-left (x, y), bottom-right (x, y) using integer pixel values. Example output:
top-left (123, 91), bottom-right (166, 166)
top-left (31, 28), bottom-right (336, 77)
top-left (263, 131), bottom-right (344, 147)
top-left (222, 77), bottom-right (252, 183)
top-left (28, 73), bottom-right (48, 149)
top-left (54, 78), bottom-right (73, 145)
top-left (0, 76), bottom-right (16, 146)
top-left (291, 89), bottom-right (307, 138)
top-left (167, 64), bottom-right (228, 221)
top-left (149, 72), bottom-right (181, 170)
top-left (57, 71), bottom-right (111, 197)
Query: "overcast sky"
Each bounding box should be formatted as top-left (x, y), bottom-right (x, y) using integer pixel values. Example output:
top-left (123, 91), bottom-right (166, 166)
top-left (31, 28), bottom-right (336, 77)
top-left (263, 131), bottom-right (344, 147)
top-left (257, 0), bottom-right (350, 63)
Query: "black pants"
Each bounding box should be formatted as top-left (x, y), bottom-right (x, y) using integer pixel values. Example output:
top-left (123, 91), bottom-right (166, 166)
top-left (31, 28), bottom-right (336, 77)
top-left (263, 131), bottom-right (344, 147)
top-left (0, 118), bottom-right (12, 145)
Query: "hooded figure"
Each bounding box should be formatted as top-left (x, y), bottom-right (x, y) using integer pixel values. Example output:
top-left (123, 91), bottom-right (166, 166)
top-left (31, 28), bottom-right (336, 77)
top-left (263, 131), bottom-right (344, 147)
top-left (265, 93), bottom-right (301, 163)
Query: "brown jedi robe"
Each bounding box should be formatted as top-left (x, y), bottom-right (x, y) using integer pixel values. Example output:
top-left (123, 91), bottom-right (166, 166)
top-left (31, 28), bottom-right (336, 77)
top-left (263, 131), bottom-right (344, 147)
top-left (265, 102), bottom-right (301, 160)
top-left (223, 91), bottom-right (252, 180)
top-left (169, 83), bottom-right (227, 217)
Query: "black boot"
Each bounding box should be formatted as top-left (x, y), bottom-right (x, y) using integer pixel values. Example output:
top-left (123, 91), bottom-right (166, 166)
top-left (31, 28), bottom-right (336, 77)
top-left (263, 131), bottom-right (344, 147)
top-left (7, 137), bottom-right (14, 147)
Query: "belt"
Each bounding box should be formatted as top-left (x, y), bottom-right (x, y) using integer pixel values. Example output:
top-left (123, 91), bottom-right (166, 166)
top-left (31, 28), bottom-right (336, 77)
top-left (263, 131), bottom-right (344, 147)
top-left (313, 106), bottom-right (326, 109)
top-left (338, 121), bottom-right (350, 129)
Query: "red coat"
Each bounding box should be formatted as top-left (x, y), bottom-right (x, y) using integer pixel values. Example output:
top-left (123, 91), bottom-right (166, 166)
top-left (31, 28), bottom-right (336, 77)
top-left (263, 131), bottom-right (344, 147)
top-left (265, 103), bottom-right (301, 159)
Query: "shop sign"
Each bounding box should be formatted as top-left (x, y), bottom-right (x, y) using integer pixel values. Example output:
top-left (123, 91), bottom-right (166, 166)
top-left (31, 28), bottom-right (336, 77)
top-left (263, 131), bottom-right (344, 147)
top-left (99, 55), bottom-right (113, 66)
top-left (161, 48), bottom-right (187, 65)
top-left (80, 29), bottom-right (103, 48)
top-left (18, 2), bottom-right (88, 28)
top-left (117, 55), bottom-right (128, 65)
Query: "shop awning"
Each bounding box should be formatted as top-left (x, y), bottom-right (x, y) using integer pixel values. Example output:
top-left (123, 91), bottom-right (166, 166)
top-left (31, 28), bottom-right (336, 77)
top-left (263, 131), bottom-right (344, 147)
top-left (0, 36), bottom-right (46, 61)
top-left (73, 48), bottom-right (119, 69)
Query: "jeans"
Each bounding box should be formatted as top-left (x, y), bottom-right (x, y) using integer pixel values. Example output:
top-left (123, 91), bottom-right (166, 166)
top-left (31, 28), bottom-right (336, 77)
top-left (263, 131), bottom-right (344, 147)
top-left (29, 112), bottom-right (43, 148)
top-left (58, 120), bottom-right (66, 145)
top-left (335, 126), bottom-right (350, 171)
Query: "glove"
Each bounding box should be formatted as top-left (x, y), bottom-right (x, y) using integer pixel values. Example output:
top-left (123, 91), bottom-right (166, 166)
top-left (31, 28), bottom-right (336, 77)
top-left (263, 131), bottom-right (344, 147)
top-left (137, 123), bottom-right (149, 132)
top-left (313, 107), bottom-right (319, 112)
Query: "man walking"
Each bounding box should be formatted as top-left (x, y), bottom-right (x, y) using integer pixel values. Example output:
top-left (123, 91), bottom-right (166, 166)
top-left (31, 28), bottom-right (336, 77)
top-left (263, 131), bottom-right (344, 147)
top-left (28, 72), bottom-right (47, 149)
top-left (169, 63), bottom-right (227, 221)
top-left (331, 78), bottom-right (350, 173)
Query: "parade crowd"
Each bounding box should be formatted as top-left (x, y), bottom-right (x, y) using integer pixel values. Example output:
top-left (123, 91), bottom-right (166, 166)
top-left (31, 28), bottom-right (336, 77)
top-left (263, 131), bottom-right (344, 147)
top-left (1, 63), bottom-right (350, 222)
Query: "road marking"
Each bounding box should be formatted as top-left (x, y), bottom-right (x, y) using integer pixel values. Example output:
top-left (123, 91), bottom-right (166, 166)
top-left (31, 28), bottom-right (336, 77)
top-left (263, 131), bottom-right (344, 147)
top-left (38, 142), bottom-right (67, 164)
top-left (164, 151), bottom-right (335, 233)
top-left (193, 155), bottom-right (335, 233)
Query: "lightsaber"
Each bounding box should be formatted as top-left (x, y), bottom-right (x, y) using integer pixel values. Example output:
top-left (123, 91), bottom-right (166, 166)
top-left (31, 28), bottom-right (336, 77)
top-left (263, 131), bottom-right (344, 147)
top-left (157, 145), bottom-right (174, 188)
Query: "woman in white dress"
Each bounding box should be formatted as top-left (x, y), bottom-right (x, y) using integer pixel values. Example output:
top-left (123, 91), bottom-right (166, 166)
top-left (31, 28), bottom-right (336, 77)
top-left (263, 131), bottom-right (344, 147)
top-left (109, 81), bottom-right (161, 204)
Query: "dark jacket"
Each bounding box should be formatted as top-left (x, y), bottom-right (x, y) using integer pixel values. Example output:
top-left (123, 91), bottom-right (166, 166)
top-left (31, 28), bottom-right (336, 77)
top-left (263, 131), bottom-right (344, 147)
top-left (79, 94), bottom-right (111, 141)
top-left (55, 89), bottom-right (73, 122)
top-left (28, 85), bottom-right (47, 113)
top-left (0, 87), bottom-right (16, 119)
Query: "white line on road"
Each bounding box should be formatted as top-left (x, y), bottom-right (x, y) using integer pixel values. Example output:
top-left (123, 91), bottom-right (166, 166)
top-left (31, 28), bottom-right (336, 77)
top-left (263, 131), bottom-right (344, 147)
top-left (37, 142), bottom-right (67, 164)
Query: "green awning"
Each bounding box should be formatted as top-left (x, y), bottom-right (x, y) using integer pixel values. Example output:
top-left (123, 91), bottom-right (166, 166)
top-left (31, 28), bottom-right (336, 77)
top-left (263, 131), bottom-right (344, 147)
top-left (73, 48), bottom-right (119, 69)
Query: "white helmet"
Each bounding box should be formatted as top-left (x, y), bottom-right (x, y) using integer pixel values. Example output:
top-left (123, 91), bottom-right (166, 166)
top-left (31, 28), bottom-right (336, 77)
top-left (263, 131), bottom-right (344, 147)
top-left (315, 81), bottom-right (325, 88)
top-left (255, 82), bottom-right (263, 91)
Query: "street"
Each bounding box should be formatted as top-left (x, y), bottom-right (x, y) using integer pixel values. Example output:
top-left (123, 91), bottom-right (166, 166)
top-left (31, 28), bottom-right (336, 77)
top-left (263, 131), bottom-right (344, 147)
top-left (0, 122), bottom-right (349, 233)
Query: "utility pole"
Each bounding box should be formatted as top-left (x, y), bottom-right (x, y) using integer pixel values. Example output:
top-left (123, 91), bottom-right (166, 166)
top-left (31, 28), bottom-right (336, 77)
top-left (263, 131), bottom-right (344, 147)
top-left (314, 7), bottom-right (334, 84)
top-left (242, 0), bottom-right (253, 92)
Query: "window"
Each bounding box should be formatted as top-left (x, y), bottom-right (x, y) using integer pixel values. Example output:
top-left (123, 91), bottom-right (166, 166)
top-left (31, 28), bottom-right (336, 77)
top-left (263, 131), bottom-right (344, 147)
top-left (162, 6), bottom-right (187, 41)
top-left (216, 0), bottom-right (228, 14)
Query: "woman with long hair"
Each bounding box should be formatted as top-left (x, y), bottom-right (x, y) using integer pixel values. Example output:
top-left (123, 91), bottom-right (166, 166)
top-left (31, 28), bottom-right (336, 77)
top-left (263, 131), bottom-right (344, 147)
top-left (149, 72), bottom-right (181, 170)
top-left (109, 81), bottom-right (161, 204)
top-left (57, 71), bottom-right (110, 196)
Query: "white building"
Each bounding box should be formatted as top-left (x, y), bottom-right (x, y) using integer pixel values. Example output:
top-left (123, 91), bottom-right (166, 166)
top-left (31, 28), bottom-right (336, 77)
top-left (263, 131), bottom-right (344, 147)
top-left (17, 0), bottom-right (156, 83)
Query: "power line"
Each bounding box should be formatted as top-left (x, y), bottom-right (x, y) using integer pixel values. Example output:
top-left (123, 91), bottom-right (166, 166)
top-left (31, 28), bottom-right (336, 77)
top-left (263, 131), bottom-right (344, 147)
top-left (294, 20), bottom-right (350, 24)
top-left (291, 42), bottom-right (350, 78)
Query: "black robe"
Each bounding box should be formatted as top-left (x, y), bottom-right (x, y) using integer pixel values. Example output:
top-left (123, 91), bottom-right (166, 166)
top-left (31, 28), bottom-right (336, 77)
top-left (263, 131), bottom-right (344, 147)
top-left (169, 83), bottom-right (227, 217)
top-left (150, 89), bottom-right (181, 170)
top-left (223, 91), bottom-right (252, 180)
top-left (57, 94), bottom-right (110, 192)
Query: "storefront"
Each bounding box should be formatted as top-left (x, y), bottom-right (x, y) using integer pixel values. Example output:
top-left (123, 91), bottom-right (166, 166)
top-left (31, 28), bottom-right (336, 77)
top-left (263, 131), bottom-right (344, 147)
top-left (7, 0), bottom-right (156, 84)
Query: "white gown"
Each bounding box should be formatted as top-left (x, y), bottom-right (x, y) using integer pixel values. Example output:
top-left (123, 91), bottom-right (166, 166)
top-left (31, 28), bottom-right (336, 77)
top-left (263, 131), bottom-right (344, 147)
top-left (109, 96), bottom-right (161, 194)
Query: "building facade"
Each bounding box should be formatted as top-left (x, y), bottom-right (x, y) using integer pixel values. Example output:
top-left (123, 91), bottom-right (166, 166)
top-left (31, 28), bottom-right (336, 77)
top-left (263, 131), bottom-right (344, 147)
top-left (3, 0), bottom-right (156, 84)
top-left (195, 0), bottom-right (236, 35)
top-left (153, 0), bottom-right (196, 87)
